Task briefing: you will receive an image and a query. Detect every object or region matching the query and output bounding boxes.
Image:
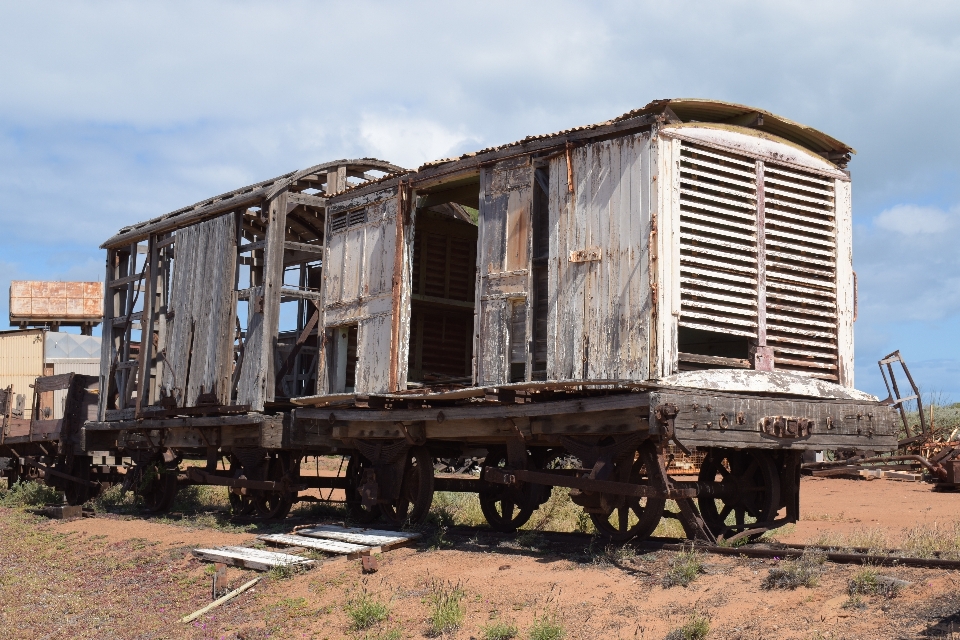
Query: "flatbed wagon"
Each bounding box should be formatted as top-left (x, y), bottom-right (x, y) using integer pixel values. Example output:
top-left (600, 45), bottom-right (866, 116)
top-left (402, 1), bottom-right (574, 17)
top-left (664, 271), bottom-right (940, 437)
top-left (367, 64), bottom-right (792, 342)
top-left (78, 99), bottom-right (898, 541)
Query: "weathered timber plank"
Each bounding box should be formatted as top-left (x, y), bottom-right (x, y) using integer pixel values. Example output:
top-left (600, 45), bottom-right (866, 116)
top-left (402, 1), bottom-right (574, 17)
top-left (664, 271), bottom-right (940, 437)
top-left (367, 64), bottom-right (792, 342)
top-left (652, 390), bottom-right (898, 451)
top-left (329, 409), bottom-right (649, 440)
top-left (83, 413), bottom-right (271, 430)
top-left (34, 374), bottom-right (74, 393)
top-left (160, 213), bottom-right (237, 408)
top-left (299, 392), bottom-right (650, 423)
top-left (192, 546), bottom-right (314, 571)
top-left (834, 178), bottom-right (854, 388)
top-left (295, 525), bottom-right (419, 548)
top-left (259, 533), bottom-right (371, 555)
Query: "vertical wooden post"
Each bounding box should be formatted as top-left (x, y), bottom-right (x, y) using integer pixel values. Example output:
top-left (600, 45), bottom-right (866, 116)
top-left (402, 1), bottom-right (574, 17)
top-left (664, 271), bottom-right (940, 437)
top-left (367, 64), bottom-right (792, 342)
top-left (314, 207), bottom-right (330, 396)
top-left (260, 192), bottom-right (289, 405)
top-left (389, 182), bottom-right (407, 392)
top-left (135, 235), bottom-right (159, 415)
top-left (754, 160), bottom-right (774, 372)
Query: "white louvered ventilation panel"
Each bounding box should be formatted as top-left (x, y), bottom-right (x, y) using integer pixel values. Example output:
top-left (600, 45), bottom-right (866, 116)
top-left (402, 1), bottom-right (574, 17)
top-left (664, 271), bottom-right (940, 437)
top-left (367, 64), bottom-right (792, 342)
top-left (763, 164), bottom-right (838, 380)
top-left (678, 142), bottom-right (759, 339)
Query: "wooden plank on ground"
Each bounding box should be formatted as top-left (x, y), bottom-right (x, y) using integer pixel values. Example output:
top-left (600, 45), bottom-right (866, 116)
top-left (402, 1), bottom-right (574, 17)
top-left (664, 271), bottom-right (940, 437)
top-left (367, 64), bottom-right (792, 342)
top-left (295, 525), bottom-right (420, 550)
top-left (192, 546), bottom-right (314, 572)
top-left (259, 533), bottom-right (371, 555)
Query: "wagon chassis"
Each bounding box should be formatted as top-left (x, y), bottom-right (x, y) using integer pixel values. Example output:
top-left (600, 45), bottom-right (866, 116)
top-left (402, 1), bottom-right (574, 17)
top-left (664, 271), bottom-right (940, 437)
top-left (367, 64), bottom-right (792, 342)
top-left (72, 384), bottom-right (895, 541)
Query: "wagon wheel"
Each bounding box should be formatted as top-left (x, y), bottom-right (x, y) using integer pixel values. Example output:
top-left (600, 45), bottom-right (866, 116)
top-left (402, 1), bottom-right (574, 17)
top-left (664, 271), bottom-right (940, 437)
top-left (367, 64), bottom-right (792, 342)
top-left (478, 449), bottom-right (543, 532)
top-left (697, 448), bottom-right (780, 539)
top-left (138, 459), bottom-right (179, 513)
top-left (345, 454), bottom-right (381, 524)
top-left (227, 456), bottom-right (255, 517)
top-left (381, 446), bottom-right (434, 526)
top-left (253, 453), bottom-right (294, 520)
top-left (589, 441), bottom-right (666, 542)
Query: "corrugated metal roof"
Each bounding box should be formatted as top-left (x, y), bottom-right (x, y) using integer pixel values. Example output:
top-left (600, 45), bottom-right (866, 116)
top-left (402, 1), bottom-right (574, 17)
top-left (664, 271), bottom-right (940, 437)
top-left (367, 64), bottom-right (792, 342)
top-left (414, 98), bottom-right (854, 172)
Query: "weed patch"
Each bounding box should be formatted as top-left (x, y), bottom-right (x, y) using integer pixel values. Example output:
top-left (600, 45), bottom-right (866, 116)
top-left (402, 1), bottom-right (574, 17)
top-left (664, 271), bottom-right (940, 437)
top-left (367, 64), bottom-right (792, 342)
top-left (345, 589), bottom-right (390, 631)
top-left (902, 521), bottom-right (960, 559)
top-left (481, 620), bottom-right (519, 640)
top-left (848, 567), bottom-right (903, 598)
top-left (664, 612), bottom-right (710, 640)
top-left (762, 549), bottom-right (825, 590)
top-left (528, 612), bottom-right (564, 640)
top-left (427, 579), bottom-right (465, 636)
top-left (662, 548), bottom-right (704, 588)
top-left (0, 481), bottom-right (62, 507)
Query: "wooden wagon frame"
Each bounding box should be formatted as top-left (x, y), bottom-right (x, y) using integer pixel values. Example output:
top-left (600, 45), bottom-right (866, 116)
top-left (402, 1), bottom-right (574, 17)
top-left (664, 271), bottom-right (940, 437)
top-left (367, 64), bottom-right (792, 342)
top-left (78, 100), bottom-right (898, 541)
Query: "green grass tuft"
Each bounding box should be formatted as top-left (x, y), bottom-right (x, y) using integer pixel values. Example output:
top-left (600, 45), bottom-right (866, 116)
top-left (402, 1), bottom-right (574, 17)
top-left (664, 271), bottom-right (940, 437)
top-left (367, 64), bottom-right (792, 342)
top-left (762, 549), bottom-right (825, 590)
top-left (481, 620), bottom-right (519, 640)
top-left (848, 567), bottom-right (902, 598)
top-left (0, 480), bottom-right (63, 507)
top-left (427, 579), bottom-right (465, 636)
top-left (661, 548), bottom-right (704, 588)
top-left (664, 612), bottom-right (710, 640)
top-left (528, 612), bottom-right (564, 640)
top-left (345, 589), bottom-right (390, 630)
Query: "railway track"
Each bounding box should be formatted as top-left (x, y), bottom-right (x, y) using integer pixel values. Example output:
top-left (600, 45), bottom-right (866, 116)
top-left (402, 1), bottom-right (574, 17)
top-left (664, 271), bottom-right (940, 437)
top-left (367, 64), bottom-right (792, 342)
top-left (441, 525), bottom-right (960, 571)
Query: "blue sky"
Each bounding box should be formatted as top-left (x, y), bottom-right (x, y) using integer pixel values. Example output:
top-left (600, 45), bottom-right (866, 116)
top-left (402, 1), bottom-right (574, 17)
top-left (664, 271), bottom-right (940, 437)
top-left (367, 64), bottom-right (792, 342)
top-left (2, 1), bottom-right (959, 400)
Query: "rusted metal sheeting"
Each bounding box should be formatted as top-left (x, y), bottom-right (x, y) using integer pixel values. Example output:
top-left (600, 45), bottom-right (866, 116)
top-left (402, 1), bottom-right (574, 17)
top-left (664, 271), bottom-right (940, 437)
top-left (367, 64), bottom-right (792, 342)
top-left (9, 281), bottom-right (102, 324)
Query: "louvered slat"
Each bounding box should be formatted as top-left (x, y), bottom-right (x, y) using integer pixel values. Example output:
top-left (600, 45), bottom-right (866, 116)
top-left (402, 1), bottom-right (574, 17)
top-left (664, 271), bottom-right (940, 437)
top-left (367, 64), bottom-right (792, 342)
top-left (679, 142), bottom-right (758, 339)
top-left (764, 163), bottom-right (838, 380)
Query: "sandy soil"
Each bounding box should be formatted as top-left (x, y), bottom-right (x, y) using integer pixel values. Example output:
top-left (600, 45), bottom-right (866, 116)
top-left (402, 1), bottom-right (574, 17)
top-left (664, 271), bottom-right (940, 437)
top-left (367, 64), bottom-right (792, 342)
top-left (2, 476), bottom-right (960, 639)
top-left (780, 477), bottom-right (960, 545)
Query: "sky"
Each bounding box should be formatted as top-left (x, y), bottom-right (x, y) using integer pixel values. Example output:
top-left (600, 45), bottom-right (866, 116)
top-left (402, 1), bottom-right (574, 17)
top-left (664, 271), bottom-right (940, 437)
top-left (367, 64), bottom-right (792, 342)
top-left (1, 0), bottom-right (959, 401)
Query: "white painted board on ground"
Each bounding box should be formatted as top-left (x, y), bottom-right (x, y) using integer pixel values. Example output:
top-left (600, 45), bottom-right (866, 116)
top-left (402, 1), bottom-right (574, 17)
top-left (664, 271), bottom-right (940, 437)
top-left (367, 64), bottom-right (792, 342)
top-left (259, 533), bottom-right (371, 555)
top-left (192, 546), bottom-right (315, 571)
top-left (296, 525), bottom-right (420, 547)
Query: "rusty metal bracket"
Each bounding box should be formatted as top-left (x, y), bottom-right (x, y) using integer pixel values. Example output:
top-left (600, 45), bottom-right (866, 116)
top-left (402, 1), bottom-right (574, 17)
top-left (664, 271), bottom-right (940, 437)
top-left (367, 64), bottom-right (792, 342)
top-left (397, 421), bottom-right (426, 446)
top-left (760, 416), bottom-right (813, 438)
top-left (654, 403), bottom-right (690, 455)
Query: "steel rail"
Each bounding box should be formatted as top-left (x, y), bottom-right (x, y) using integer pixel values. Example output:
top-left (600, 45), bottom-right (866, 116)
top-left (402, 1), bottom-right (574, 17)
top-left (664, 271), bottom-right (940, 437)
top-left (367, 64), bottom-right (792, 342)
top-left (442, 526), bottom-right (960, 570)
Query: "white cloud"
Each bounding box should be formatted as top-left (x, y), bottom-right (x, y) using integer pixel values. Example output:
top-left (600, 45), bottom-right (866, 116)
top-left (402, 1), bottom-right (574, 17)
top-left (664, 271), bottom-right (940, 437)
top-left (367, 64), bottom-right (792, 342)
top-left (5, 0), bottom-right (960, 390)
top-left (359, 114), bottom-right (477, 170)
top-left (875, 204), bottom-right (958, 234)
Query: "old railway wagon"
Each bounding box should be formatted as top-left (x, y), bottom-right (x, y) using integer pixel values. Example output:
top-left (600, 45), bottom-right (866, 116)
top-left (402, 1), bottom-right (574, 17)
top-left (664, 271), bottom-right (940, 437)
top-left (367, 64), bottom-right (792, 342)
top-left (81, 100), bottom-right (898, 541)
top-left (1, 374), bottom-right (121, 505)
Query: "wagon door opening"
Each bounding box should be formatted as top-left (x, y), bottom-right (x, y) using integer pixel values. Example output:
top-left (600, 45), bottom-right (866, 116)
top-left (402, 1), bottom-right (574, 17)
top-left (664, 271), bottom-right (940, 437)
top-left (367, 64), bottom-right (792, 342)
top-left (406, 181), bottom-right (479, 387)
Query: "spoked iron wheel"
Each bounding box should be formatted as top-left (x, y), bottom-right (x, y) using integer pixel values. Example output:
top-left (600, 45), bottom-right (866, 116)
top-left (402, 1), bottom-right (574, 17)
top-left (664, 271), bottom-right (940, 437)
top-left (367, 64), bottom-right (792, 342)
top-left (697, 448), bottom-right (780, 539)
top-left (345, 454), bottom-right (380, 524)
top-left (589, 441), bottom-right (666, 542)
top-left (138, 458), bottom-right (179, 513)
top-left (253, 453), bottom-right (294, 520)
top-left (381, 446), bottom-right (434, 526)
top-left (478, 449), bottom-right (539, 532)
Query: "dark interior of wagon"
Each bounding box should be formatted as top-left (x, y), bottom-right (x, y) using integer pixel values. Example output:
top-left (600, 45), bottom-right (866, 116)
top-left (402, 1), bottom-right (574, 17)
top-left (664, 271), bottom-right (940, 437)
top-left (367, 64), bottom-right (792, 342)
top-left (407, 180), bottom-right (479, 386)
top-left (677, 327), bottom-right (752, 371)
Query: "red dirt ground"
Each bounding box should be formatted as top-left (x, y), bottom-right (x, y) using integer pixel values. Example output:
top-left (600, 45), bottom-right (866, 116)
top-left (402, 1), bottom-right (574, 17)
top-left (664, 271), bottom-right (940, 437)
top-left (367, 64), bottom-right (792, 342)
top-left (2, 476), bottom-right (960, 640)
